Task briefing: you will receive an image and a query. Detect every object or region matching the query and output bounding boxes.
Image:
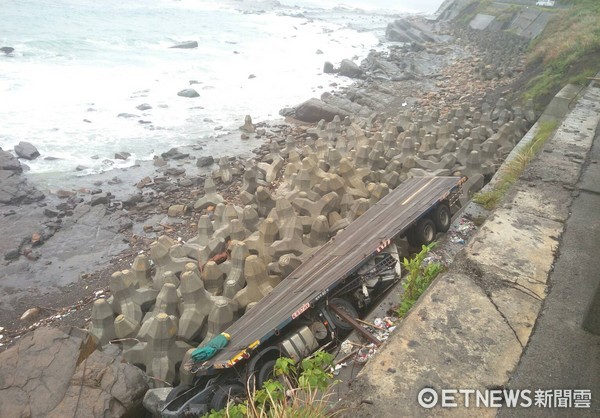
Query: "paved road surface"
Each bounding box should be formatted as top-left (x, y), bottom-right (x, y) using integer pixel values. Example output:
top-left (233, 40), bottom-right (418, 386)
top-left (497, 121), bottom-right (600, 417)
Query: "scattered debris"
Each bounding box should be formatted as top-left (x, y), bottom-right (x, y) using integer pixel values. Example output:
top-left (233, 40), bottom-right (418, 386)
top-left (340, 340), bottom-right (354, 355)
top-left (336, 316), bottom-right (400, 370)
top-left (355, 344), bottom-right (377, 364)
top-left (20, 307), bottom-right (41, 321)
top-left (448, 217), bottom-right (478, 244)
top-left (360, 316), bottom-right (399, 343)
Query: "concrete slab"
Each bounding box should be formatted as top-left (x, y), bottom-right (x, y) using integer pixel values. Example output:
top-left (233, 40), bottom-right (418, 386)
top-left (469, 14), bottom-right (496, 30)
top-left (522, 151), bottom-right (584, 187)
top-left (490, 286), bottom-right (541, 347)
top-left (541, 84), bottom-right (584, 120)
top-left (508, 183), bottom-right (572, 223)
top-left (465, 207), bottom-right (562, 287)
top-left (337, 273), bottom-right (522, 417)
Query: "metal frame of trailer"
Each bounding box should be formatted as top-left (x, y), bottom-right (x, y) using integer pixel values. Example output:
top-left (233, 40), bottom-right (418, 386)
top-left (162, 176), bottom-right (466, 417)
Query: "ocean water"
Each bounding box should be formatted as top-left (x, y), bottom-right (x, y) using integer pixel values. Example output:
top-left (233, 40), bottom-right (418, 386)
top-left (0, 0), bottom-right (442, 184)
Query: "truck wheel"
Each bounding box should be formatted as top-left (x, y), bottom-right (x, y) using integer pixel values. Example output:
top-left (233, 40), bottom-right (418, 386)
top-left (328, 298), bottom-right (358, 331)
top-left (411, 218), bottom-right (437, 247)
top-left (432, 203), bottom-right (451, 233)
top-left (257, 359), bottom-right (278, 388)
top-left (165, 384), bottom-right (192, 404)
top-left (210, 383), bottom-right (246, 411)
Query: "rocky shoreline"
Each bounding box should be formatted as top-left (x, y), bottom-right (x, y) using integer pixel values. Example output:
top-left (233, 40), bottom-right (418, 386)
top-left (0, 12), bottom-right (529, 348)
top-left (0, 4), bottom-right (547, 415)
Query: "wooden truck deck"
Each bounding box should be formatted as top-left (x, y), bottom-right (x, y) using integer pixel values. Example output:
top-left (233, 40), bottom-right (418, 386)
top-left (200, 176), bottom-right (465, 372)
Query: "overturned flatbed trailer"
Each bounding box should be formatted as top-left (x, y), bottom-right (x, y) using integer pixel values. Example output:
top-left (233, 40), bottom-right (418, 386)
top-left (203, 175), bottom-right (464, 370)
top-left (162, 176), bottom-right (466, 416)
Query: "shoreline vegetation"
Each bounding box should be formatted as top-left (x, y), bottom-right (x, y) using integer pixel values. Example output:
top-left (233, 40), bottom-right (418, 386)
top-left (524, 0), bottom-right (600, 107)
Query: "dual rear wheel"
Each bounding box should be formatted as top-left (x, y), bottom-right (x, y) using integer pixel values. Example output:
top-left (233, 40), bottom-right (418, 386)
top-left (407, 203), bottom-right (451, 247)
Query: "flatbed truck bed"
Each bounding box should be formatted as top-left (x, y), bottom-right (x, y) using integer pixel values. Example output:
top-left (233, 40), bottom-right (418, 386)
top-left (201, 176), bottom-right (465, 372)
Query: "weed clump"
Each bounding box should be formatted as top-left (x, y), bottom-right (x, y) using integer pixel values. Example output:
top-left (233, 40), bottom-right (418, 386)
top-left (397, 243), bottom-right (443, 318)
top-left (473, 119), bottom-right (559, 210)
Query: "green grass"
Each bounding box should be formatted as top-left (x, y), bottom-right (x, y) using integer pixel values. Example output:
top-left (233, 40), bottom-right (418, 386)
top-left (397, 243), bottom-right (443, 318)
top-left (473, 119), bottom-right (559, 210)
top-left (523, 0), bottom-right (600, 107)
top-left (454, 1), bottom-right (600, 108)
top-left (204, 352), bottom-right (339, 418)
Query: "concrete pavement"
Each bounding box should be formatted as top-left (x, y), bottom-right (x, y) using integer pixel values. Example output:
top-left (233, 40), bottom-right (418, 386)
top-left (337, 79), bottom-right (600, 417)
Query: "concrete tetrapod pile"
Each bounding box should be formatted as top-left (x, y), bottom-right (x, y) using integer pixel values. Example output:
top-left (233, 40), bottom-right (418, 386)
top-left (88, 97), bottom-right (534, 388)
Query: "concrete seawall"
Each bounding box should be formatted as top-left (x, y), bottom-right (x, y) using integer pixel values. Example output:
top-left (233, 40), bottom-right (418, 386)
top-left (337, 78), bottom-right (600, 416)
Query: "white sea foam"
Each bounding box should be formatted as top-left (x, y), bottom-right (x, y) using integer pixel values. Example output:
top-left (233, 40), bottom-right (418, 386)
top-left (0, 0), bottom-right (438, 184)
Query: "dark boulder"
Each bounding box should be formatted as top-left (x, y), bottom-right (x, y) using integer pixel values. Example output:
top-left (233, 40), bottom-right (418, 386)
top-left (90, 192), bottom-right (109, 206)
top-left (170, 41), bottom-right (198, 49)
top-left (292, 98), bottom-right (350, 123)
top-left (1, 46), bottom-right (14, 55)
top-left (196, 155), bottom-right (215, 167)
top-left (338, 59), bottom-right (364, 79)
top-left (14, 141), bottom-right (39, 161)
top-left (122, 193), bottom-right (143, 208)
top-left (0, 327), bottom-right (148, 418)
top-left (165, 167), bottom-right (186, 176)
top-left (0, 169), bottom-right (45, 205)
top-left (323, 61), bottom-right (336, 74)
top-left (161, 148), bottom-right (189, 160)
top-left (177, 88), bottom-right (200, 98)
top-left (117, 113), bottom-right (139, 118)
top-left (0, 149), bottom-right (22, 172)
top-left (114, 151), bottom-right (131, 160)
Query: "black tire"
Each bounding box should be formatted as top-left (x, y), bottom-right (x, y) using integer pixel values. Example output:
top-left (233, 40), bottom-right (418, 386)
top-left (328, 298), bottom-right (358, 331)
top-left (210, 383), bottom-right (246, 411)
top-left (165, 384), bottom-right (192, 404)
top-left (257, 359), bottom-right (278, 388)
top-left (410, 217), bottom-right (437, 247)
top-left (432, 203), bottom-right (451, 233)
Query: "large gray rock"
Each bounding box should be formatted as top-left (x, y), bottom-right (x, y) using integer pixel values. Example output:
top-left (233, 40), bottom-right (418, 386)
top-left (0, 326), bottom-right (148, 418)
top-left (143, 388), bottom-right (171, 417)
top-left (177, 88), bottom-right (200, 98)
top-left (0, 149), bottom-right (22, 172)
top-left (170, 41), bottom-right (198, 49)
top-left (0, 169), bottom-right (45, 204)
top-left (338, 59), bottom-right (364, 79)
top-left (161, 147), bottom-right (189, 160)
top-left (14, 141), bottom-right (40, 160)
top-left (292, 98), bottom-right (350, 123)
top-left (323, 61), bottom-right (336, 74)
top-left (1, 46), bottom-right (14, 55)
top-left (197, 155), bottom-right (215, 167)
